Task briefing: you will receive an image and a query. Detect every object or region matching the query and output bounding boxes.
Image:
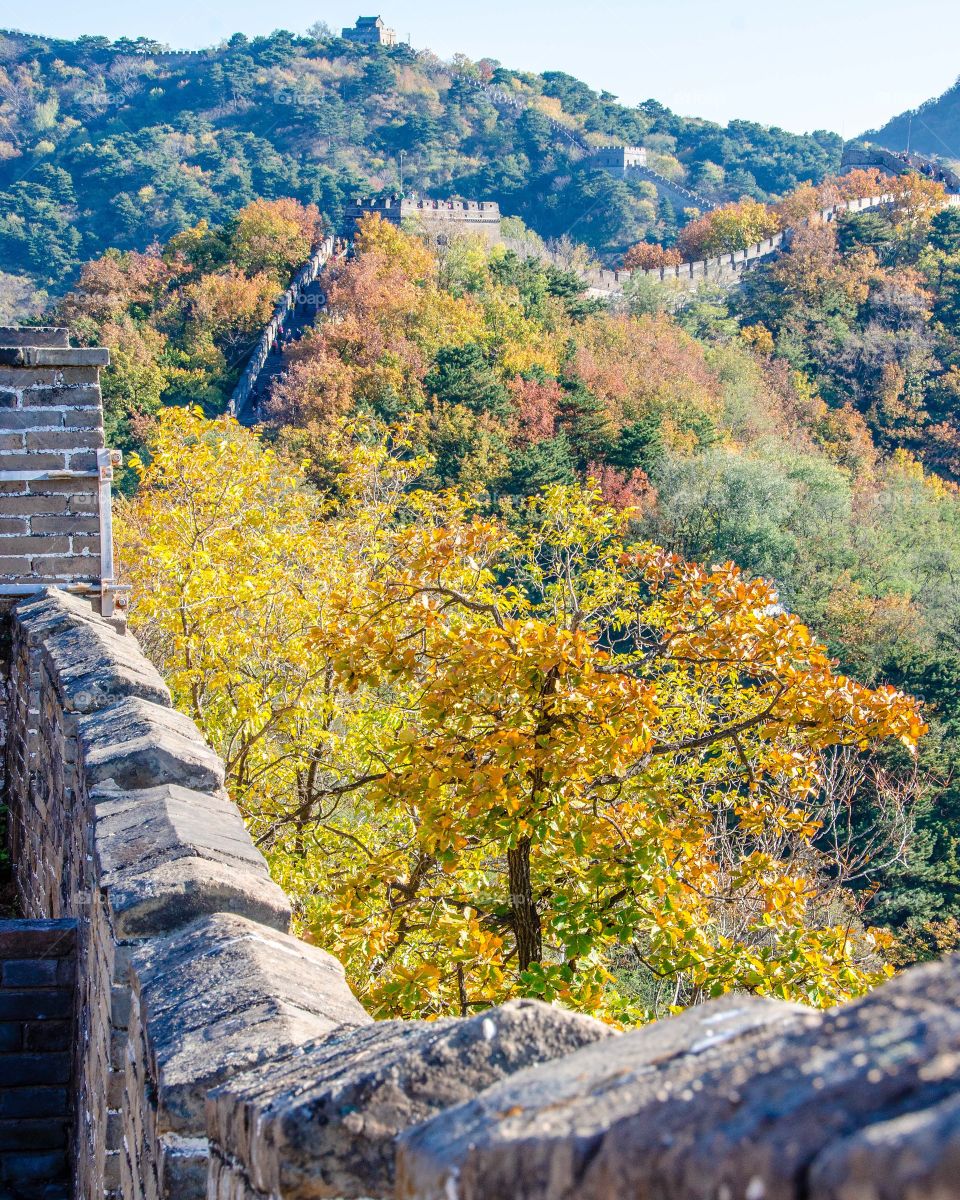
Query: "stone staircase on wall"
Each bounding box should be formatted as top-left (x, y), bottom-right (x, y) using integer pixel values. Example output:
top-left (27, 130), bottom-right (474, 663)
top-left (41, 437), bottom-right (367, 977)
top-left (228, 239), bottom-right (335, 425)
top-left (1, 328), bottom-right (959, 1200)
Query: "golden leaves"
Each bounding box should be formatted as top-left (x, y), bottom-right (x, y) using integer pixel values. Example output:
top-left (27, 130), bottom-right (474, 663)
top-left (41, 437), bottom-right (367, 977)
top-left (119, 409), bottom-right (924, 1020)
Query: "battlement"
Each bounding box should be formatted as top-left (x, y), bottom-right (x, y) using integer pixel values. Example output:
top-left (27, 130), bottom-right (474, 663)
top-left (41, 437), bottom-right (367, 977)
top-left (344, 194), bottom-right (503, 243)
top-left (582, 191), bottom-right (928, 298)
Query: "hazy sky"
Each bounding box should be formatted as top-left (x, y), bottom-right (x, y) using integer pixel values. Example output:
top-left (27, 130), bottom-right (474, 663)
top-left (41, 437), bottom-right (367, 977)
top-left (6, 0), bottom-right (959, 137)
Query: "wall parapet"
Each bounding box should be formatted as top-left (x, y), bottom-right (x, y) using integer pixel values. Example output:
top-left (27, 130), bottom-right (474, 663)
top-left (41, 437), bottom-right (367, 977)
top-left (583, 192), bottom-right (901, 297)
top-left (2, 329), bottom-right (959, 1200)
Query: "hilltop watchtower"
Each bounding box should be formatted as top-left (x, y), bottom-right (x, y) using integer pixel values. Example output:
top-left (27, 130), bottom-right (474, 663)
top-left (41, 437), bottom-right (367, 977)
top-left (590, 145), bottom-right (648, 174)
top-left (341, 16), bottom-right (398, 46)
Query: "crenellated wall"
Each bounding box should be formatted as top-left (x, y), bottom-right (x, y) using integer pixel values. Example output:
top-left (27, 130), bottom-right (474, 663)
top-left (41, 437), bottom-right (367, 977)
top-left (228, 239), bottom-right (335, 424)
top-left (2, 328), bottom-right (959, 1200)
top-left (581, 193), bottom-right (896, 296)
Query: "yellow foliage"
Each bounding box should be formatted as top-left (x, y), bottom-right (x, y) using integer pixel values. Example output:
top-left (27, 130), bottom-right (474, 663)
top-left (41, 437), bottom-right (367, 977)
top-left (119, 410), bottom-right (924, 1022)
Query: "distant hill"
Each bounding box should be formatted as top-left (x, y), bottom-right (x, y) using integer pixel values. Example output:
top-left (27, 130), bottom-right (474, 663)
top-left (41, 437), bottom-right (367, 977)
top-left (0, 25), bottom-right (842, 299)
top-left (865, 76), bottom-right (960, 165)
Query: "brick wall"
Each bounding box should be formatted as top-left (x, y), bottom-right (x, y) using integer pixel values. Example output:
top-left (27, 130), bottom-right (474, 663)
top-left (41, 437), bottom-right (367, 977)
top-left (0, 917), bottom-right (76, 1200)
top-left (0, 327), bottom-right (112, 608)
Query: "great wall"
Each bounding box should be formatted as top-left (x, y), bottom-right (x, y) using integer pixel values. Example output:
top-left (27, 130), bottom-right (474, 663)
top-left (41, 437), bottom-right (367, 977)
top-left (228, 141), bottom-right (960, 416)
top-left (1, 278), bottom-right (960, 1197)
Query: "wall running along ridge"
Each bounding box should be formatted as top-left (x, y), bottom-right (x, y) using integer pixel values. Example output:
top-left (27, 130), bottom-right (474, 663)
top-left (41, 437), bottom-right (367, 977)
top-left (581, 193), bottom-right (900, 296)
top-left (228, 239), bottom-right (335, 424)
top-left (1, 329), bottom-right (959, 1200)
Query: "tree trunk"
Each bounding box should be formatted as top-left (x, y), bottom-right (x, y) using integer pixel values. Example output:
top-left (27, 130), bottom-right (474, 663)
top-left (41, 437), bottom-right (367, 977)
top-left (508, 836), bottom-right (541, 971)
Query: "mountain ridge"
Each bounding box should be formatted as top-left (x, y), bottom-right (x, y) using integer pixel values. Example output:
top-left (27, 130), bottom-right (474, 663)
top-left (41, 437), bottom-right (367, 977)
top-left (0, 24), bottom-right (841, 306)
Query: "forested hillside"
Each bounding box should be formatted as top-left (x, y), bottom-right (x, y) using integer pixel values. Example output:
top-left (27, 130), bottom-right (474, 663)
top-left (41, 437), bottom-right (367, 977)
top-left (0, 22), bottom-right (842, 305)
top-left (6, 16), bottom-right (960, 1018)
top-left (63, 174), bottom-right (957, 1015)
top-left (866, 75), bottom-right (960, 164)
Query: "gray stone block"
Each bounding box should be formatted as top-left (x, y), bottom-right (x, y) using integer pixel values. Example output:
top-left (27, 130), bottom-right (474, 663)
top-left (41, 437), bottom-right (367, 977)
top-left (43, 621), bottom-right (170, 713)
top-left (93, 782), bottom-right (270, 877)
top-left (0, 327), bottom-right (70, 348)
top-left (130, 914), bottom-right (371, 1134)
top-left (14, 588), bottom-right (102, 644)
top-left (397, 957), bottom-right (960, 1200)
top-left (808, 1092), bottom-right (960, 1200)
top-left (79, 696), bottom-right (224, 792)
top-left (0, 346), bottom-right (109, 368)
top-left (395, 994), bottom-right (814, 1200)
top-left (208, 999), bottom-right (612, 1199)
top-left (157, 1133), bottom-right (209, 1197)
top-left (100, 854), bottom-right (291, 940)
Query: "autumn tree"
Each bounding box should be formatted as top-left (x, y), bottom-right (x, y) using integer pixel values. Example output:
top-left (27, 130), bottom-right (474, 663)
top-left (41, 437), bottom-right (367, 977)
top-left (622, 242), bottom-right (682, 271)
top-left (678, 199), bottom-right (782, 260)
top-left (120, 408), bottom-right (924, 1022)
top-left (228, 197), bottom-right (324, 281)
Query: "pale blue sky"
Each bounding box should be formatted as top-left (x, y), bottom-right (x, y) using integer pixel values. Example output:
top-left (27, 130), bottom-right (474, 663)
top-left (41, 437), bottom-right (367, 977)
top-left (5, 0), bottom-right (959, 137)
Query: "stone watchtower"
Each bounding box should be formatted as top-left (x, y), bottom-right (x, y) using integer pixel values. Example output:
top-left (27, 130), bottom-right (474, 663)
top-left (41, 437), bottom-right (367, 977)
top-left (589, 145), bottom-right (648, 173)
top-left (341, 15), bottom-right (398, 45)
top-left (344, 195), bottom-right (502, 246)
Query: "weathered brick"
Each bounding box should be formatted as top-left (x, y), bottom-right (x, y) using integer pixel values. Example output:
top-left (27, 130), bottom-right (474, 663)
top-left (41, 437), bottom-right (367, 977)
top-left (0, 537), bottom-right (71, 554)
top-left (0, 557), bottom-right (33, 575)
top-left (27, 482), bottom-right (90, 498)
top-left (0, 434), bottom-right (24, 451)
top-left (0, 369), bottom-right (59, 387)
top-left (29, 516), bottom-right (99, 536)
top-left (71, 536), bottom-right (101, 555)
top-left (0, 453), bottom-right (69, 472)
top-left (0, 518), bottom-right (28, 535)
top-left (66, 451), bottom-right (98, 471)
top-left (0, 327), bottom-right (69, 348)
top-left (27, 557), bottom-right (99, 577)
top-left (4, 347), bottom-right (108, 368)
top-left (54, 367), bottom-right (100, 386)
top-left (63, 408), bottom-right (104, 431)
top-left (1, 409), bottom-right (64, 430)
top-left (19, 385), bottom-right (100, 409)
top-left (26, 430), bottom-right (103, 452)
top-left (0, 496), bottom-right (68, 515)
